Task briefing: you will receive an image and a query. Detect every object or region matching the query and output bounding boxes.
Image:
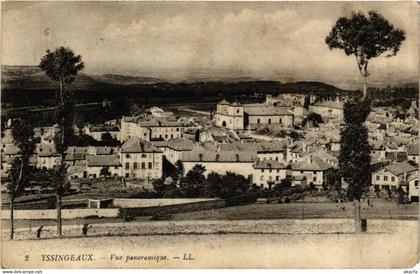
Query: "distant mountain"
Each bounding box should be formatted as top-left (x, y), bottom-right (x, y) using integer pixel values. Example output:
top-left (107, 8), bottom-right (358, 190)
top-left (90, 74), bottom-right (163, 85)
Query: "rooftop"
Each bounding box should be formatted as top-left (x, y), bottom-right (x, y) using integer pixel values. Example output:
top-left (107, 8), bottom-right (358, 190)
top-left (86, 154), bottom-right (121, 167)
top-left (121, 137), bottom-right (162, 153)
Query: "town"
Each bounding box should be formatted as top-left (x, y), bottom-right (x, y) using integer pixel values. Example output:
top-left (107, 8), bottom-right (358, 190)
top-left (2, 91), bottom-right (418, 203)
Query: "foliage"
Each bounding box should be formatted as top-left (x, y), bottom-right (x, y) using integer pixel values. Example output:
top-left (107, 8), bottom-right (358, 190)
top-left (339, 100), bottom-right (371, 201)
top-left (217, 172), bottom-right (251, 199)
top-left (302, 112), bottom-right (324, 127)
top-left (326, 11), bottom-right (405, 97)
top-left (179, 165), bottom-right (206, 197)
top-left (100, 166), bottom-right (110, 177)
top-left (101, 132), bottom-right (121, 146)
top-left (7, 119), bottom-right (36, 197)
top-left (39, 47), bottom-right (85, 85)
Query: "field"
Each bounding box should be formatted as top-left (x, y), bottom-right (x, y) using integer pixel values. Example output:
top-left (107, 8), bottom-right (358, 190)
top-left (172, 201), bottom-right (418, 221)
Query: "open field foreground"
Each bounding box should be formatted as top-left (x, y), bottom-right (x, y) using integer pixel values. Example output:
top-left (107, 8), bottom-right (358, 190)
top-left (2, 220), bottom-right (418, 268)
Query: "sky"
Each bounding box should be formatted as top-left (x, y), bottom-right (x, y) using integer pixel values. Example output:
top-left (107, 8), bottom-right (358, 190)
top-left (2, 1), bottom-right (419, 89)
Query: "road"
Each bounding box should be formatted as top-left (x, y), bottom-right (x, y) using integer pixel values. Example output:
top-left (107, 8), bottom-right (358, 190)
top-left (2, 227), bottom-right (418, 268)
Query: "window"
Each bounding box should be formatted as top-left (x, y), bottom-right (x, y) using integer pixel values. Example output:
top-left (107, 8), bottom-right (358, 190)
top-left (257, 119), bottom-right (260, 124)
top-left (262, 169), bottom-right (265, 172)
top-left (125, 163), bottom-right (130, 169)
top-left (276, 157), bottom-right (278, 161)
top-left (141, 154), bottom-right (147, 158)
top-left (376, 175), bottom-right (380, 181)
top-left (134, 163), bottom-right (138, 169)
top-left (391, 177), bottom-right (395, 182)
top-left (384, 176), bottom-right (388, 181)
top-left (176, 128), bottom-right (179, 132)
top-left (313, 177), bottom-right (316, 182)
top-left (415, 181), bottom-right (418, 187)
top-left (279, 118), bottom-right (282, 123)
top-left (148, 162), bottom-right (152, 169)
top-left (126, 154), bottom-right (130, 158)
top-left (125, 173), bottom-right (129, 178)
top-left (268, 118), bottom-right (271, 124)
top-left (276, 176), bottom-right (279, 181)
top-left (261, 176), bottom-right (264, 181)
top-left (142, 163), bottom-right (146, 169)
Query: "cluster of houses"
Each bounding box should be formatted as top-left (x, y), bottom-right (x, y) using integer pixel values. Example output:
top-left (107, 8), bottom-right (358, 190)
top-left (1, 94), bottom-right (419, 201)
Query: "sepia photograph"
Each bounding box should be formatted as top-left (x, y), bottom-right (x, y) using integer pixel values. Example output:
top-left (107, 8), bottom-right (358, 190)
top-left (0, 0), bottom-right (419, 270)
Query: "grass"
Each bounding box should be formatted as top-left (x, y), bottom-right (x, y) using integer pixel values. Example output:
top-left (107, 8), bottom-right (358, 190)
top-left (172, 201), bottom-right (419, 221)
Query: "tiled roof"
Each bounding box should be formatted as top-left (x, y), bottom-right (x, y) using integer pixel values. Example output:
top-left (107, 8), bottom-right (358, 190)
top-left (138, 118), bottom-right (185, 128)
top-left (167, 138), bottom-right (195, 151)
top-left (407, 143), bottom-right (419, 155)
top-left (253, 160), bottom-right (288, 169)
top-left (86, 155), bottom-right (121, 167)
top-left (181, 149), bottom-right (256, 163)
top-left (95, 146), bottom-right (115, 155)
top-left (121, 137), bottom-right (162, 153)
top-left (244, 106), bottom-right (293, 116)
top-left (292, 157), bottom-right (333, 171)
top-left (385, 161), bottom-right (418, 175)
top-left (218, 99), bottom-right (230, 105)
top-left (218, 141), bottom-right (286, 152)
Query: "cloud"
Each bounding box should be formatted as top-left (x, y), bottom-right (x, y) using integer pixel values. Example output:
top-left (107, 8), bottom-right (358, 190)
top-left (2, 1), bottom-right (418, 88)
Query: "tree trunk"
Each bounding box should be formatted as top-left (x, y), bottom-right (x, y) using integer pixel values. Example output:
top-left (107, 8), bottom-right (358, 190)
top-left (362, 77), bottom-right (367, 99)
top-left (353, 199), bottom-right (362, 233)
top-left (56, 193), bottom-right (62, 237)
top-left (10, 196), bottom-right (14, 240)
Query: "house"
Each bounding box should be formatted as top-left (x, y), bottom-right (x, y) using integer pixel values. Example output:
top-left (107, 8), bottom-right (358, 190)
top-left (407, 143), bottom-right (419, 164)
top-left (291, 156), bottom-right (336, 189)
top-left (120, 137), bottom-right (163, 180)
top-left (120, 115), bottom-right (190, 142)
top-left (252, 160), bottom-right (289, 188)
top-left (371, 161), bottom-right (418, 190)
top-left (292, 175), bottom-right (307, 187)
top-left (86, 154), bottom-right (121, 178)
top-left (164, 138), bottom-right (195, 164)
top-left (87, 125), bottom-right (120, 141)
top-left (36, 144), bottom-right (61, 169)
top-left (181, 149), bottom-right (256, 178)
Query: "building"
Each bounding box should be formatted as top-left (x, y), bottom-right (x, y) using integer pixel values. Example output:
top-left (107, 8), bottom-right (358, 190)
top-left (214, 99), bottom-right (295, 130)
top-left (291, 156), bottom-right (336, 189)
top-left (308, 99), bottom-right (344, 120)
top-left (214, 100), bottom-right (244, 130)
top-left (407, 143), bottom-right (419, 164)
top-left (120, 116), bottom-right (189, 142)
top-left (243, 105), bottom-right (294, 128)
top-left (36, 144), bottom-right (61, 169)
top-left (120, 137), bottom-right (163, 180)
top-left (252, 160), bottom-right (289, 188)
top-left (371, 161), bottom-right (418, 190)
top-left (164, 138), bottom-right (195, 164)
top-left (85, 154), bottom-right (121, 178)
top-left (408, 176), bottom-right (419, 202)
top-left (181, 149), bottom-right (256, 178)
top-left (87, 125), bottom-right (120, 141)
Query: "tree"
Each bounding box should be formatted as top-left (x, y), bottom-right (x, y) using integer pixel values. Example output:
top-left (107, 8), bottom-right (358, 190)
top-left (339, 100), bottom-right (371, 232)
top-left (219, 172), bottom-right (251, 198)
top-left (39, 47), bottom-right (84, 237)
top-left (179, 165), bottom-right (206, 197)
top-left (205, 172), bottom-right (222, 198)
top-left (326, 11), bottom-right (405, 98)
top-left (7, 118), bottom-right (36, 239)
top-left (101, 132), bottom-right (120, 146)
top-left (302, 112), bottom-right (324, 127)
